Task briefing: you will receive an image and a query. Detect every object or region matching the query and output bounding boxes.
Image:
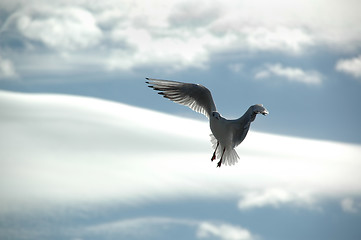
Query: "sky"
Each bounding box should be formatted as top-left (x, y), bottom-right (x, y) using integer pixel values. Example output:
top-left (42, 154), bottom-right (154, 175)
top-left (0, 0), bottom-right (361, 239)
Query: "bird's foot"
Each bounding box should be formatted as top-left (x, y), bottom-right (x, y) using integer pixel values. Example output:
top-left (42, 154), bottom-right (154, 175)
top-left (217, 160), bottom-right (222, 168)
top-left (212, 142), bottom-right (219, 162)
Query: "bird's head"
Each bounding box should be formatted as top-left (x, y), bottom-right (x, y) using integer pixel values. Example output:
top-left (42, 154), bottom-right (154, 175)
top-left (247, 104), bottom-right (268, 123)
top-left (251, 104), bottom-right (269, 116)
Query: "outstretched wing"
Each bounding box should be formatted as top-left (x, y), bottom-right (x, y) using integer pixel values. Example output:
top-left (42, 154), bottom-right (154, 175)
top-left (146, 78), bottom-right (217, 118)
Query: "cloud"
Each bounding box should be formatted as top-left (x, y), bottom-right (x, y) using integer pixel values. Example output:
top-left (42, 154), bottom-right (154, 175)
top-left (85, 217), bottom-right (255, 240)
top-left (12, 6), bottom-right (102, 51)
top-left (169, 0), bottom-right (221, 27)
top-left (0, 91), bottom-right (361, 214)
top-left (106, 26), bottom-right (218, 71)
top-left (0, 213), bottom-right (256, 240)
top-left (228, 63), bottom-right (244, 73)
top-left (244, 27), bottom-right (313, 54)
top-left (0, 55), bottom-right (18, 79)
top-left (197, 222), bottom-right (254, 240)
top-left (1, 90), bottom-right (361, 239)
top-left (238, 188), bottom-right (315, 210)
top-left (340, 198), bottom-right (361, 213)
top-left (1, 0), bottom-right (360, 75)
top-left (86, 217), bottom-right (195, 238)
top-left (335, 55), bottom-right (361, 79)
top-left (255, 63), bottom-right (323, 85)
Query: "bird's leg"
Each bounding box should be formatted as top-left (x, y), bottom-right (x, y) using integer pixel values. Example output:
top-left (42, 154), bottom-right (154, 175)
top-left (211, 142), bottom-right (219, 161)
top-left (217, 147), bottom-right (226, 168)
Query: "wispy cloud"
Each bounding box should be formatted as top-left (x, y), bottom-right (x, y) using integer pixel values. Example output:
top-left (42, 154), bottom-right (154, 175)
top-left (0, 214), bottom-right (255, 240)
top-left (228, 63), bottom-right (244, 73)
top-left (85, 217), bottom-right (255, 240)
top-left (86, 217), bottom-right (196, 238)
top-left (335, 55), bottom-right (361, 79)
top-left (238, 188), bottom-right (315, 210)
top-left (197, 222), bottom-right (254, 240)
top-left (0, 55), bottom-right (18, 79)
top-left (340, 198), bottom-right (361, 214)
top-left (255, 63), bottom-right (323, 85)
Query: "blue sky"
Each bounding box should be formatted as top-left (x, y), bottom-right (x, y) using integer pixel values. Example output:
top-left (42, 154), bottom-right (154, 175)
top-left (1, 0), bottom-right (361, 239)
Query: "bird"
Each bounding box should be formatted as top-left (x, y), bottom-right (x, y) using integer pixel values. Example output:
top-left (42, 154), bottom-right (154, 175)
top-left (146, 78), bottom-right (269, 167)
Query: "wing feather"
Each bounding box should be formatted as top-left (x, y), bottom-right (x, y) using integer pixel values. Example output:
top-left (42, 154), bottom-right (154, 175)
top-left (146, 78), bottom-right (217, 118)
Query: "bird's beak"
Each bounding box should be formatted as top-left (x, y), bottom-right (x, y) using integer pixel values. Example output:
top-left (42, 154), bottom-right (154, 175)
top-left (262, 109), bottom-right (269, 115)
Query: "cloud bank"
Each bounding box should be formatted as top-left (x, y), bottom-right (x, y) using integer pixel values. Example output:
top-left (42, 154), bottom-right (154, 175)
top-left (1, 90), bottom-right (360, 215)
top-left (1, 0), bottom-right (360, 75)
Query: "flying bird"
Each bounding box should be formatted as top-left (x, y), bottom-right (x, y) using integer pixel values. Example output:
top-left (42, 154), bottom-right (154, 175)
top-left (146, 78), bottom-right (269, 167)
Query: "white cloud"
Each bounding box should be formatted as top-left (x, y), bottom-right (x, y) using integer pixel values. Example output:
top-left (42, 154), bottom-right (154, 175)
top-left (86, 217), bottom-right (194, 238)
top-left (335, 55), bottom-right (361, 79)
top-left (12, 6), bottom-right (102, 51)
top-left (169, 0), bottom-right (221, 27)
top-left (0, 91), bottom-right (361, 214)
top-left (238, 188), bottom-right (315, 210)
top-left (340, 198), bottom-right (360, 213)
top-left (197, 222), bottom-right (254, 240)
top-left (1, 0), bottom-right (360, 74)
top-left (244, 27), bottom-right (313, 54)
top-left (1, 214), bottom-right (256, 240)
top-left (0, 55), bottom-right (18, 79)
top-left (255, 63), bottom-right (323, 85)
top-left (107, 26), bottom-right (221, 71)
top-left (85, 216), bottom-right (255, 240)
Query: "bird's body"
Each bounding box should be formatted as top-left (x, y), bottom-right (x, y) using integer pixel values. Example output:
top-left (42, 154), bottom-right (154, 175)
top-left (146, 78), bottom-right (268, 167)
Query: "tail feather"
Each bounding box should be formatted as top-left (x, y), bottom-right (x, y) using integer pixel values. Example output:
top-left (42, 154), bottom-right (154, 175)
top-left (210, 134), bottom-right (239, 166)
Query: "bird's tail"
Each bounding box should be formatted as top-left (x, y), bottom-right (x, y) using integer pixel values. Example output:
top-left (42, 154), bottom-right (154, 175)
top-left (210, 134), bottom-right (239, 166)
